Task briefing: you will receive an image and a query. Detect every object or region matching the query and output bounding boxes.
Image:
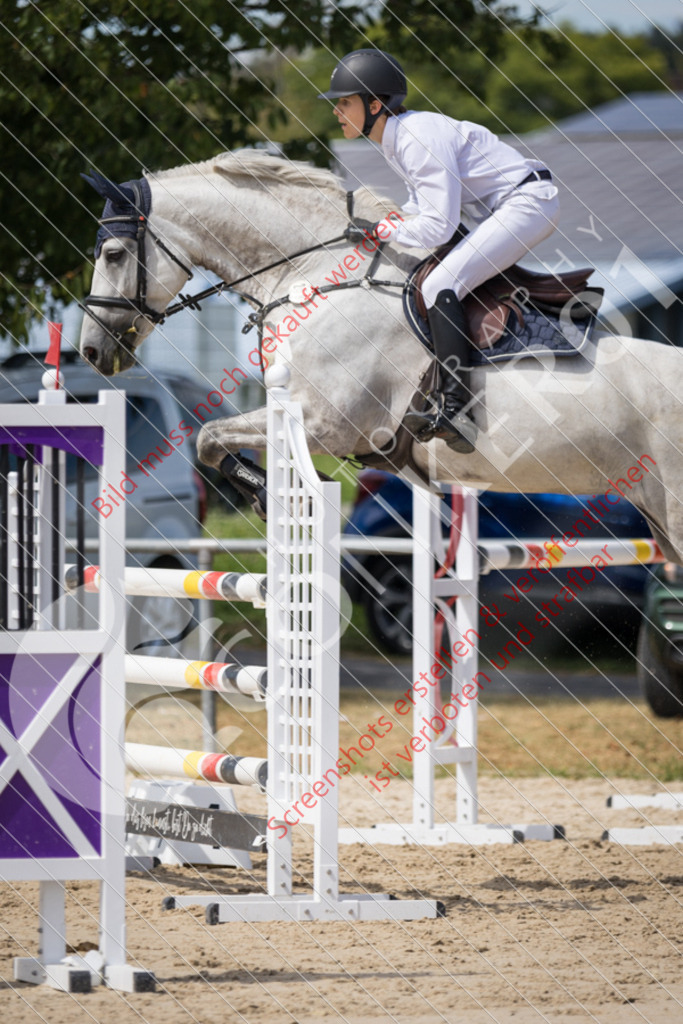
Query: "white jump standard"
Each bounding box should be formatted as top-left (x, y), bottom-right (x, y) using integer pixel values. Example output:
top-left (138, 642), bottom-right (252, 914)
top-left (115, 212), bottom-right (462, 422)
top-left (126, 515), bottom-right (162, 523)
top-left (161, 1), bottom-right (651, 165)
top-left (340, 486), bottom-right (564, 847)
top-left (162, 367), bottom-right (442, 923)
top-left (602, 791), bottom-right (683, 845)
top-left (65, 368), bottom-right (441, 922)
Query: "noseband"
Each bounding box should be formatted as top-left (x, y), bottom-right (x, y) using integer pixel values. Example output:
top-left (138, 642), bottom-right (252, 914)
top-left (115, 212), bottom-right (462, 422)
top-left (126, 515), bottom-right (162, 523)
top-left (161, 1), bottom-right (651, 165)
top-left (80, 186), bottom-right (391, 353)
top-left (80, 180), bottom-right (193, 346)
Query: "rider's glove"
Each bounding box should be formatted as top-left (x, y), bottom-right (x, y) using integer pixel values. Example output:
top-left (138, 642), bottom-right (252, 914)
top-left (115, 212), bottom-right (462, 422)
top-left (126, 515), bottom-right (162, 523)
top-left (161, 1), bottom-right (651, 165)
top-left (343, 219), bottom-right (380, 244)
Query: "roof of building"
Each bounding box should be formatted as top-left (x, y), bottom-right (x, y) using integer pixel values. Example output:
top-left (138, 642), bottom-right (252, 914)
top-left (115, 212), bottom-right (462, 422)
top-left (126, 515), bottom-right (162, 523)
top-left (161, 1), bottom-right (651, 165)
top-left (513, 131), bottom-right (683, 266)
top-left (551, 91), bottom-right (683, 136)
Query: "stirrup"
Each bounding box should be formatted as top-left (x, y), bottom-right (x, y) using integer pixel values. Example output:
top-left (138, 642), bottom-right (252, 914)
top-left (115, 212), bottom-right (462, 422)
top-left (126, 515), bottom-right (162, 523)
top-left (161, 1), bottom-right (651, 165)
top-left (403, 409), bottom-right (439, 442)
top-left (403, 401), bottom-right (478, 453)
top-left (433, 410), bottom-right (478, 454)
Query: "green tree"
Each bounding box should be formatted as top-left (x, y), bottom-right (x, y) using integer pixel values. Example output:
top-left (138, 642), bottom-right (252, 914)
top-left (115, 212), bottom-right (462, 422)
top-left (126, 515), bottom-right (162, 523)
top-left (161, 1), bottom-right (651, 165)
top-left (262, 0), bottom-right (558, 151)
top-left (274, 21), bottom-right (669, 145)
top-left (485, 25), bottom-right (669, 133)
top-left (0, 0), bottom-right (370, 340)
top-left (0, 0), bottom-right (549, 341)
top-left (647, 22), bottom-right (683, 89)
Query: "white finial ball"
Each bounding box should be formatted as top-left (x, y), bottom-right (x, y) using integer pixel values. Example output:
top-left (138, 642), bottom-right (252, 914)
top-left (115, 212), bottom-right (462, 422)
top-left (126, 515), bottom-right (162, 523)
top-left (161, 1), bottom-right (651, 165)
top-left (264, 364), bottom-right (291, 390)
top-left (41, 369), bottom-right (64, 390)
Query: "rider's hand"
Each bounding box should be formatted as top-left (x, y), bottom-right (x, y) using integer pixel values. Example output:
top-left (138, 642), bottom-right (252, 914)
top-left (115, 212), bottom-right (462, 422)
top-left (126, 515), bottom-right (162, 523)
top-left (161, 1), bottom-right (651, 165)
top-left (344, 219), bottom-right (379, 244)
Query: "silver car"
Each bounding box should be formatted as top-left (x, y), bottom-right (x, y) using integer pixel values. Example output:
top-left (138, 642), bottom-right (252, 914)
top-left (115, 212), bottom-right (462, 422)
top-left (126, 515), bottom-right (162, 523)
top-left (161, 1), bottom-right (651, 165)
top-left (0, 350), bottom-right (231, 654)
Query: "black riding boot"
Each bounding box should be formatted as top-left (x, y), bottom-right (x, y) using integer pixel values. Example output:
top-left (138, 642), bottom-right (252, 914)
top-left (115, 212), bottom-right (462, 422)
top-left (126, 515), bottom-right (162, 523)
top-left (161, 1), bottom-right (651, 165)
top-left (406, 290), bottom-right (478, 454)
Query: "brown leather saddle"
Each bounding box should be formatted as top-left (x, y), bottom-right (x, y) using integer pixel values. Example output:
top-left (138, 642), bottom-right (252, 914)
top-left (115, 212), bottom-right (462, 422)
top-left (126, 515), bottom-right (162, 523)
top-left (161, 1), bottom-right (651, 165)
top-left (412, 237), bottom-right (597, 349)
top-left (353, 233), bottom-right (600, 482)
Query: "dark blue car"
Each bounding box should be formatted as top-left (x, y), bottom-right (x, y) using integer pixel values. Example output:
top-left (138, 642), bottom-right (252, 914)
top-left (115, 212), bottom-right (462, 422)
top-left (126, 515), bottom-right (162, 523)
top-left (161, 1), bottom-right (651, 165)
top-left (342, 470), bottom-right (652, 655)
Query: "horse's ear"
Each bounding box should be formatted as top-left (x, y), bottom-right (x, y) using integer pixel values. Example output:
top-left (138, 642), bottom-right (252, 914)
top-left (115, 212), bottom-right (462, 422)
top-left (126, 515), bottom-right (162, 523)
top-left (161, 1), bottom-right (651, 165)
top-left (81, 170), bottom-right (132, 205)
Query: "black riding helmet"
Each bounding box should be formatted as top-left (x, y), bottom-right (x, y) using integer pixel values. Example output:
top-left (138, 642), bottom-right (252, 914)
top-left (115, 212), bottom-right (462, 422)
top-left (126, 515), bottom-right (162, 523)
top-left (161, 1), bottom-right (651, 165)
top-left (318, 49), bottom-right (407, 136)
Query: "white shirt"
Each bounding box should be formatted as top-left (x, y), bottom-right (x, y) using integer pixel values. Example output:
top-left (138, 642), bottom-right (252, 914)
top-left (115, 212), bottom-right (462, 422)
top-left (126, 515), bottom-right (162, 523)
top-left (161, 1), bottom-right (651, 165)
top-left (381, 110), bottom-right (546, 249)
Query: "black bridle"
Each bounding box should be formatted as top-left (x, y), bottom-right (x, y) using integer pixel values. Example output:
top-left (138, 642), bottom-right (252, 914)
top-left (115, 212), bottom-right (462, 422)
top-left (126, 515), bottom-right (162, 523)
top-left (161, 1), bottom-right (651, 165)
top-left (80, 188), bottom-right (399, 351)
top-left (80, 181), bottom-right (195, 346)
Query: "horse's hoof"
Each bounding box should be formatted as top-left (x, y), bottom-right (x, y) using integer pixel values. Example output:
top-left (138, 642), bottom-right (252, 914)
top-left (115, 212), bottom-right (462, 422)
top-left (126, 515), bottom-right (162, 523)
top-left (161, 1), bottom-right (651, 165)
top-left (250, 493), bottom-right (268, 521)
top-left (220, 452), bottom-right (268, 515)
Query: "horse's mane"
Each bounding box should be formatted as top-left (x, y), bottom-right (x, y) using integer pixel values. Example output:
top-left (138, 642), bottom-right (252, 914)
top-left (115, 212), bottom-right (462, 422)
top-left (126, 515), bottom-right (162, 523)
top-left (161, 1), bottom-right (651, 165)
top-left (152, 149), bottom-right (396, 219)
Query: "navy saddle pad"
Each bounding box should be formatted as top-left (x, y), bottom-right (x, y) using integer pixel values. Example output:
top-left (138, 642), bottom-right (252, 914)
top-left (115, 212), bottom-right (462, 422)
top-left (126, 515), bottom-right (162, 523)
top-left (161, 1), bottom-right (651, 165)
top-left (402, 275), bottom-right (597, 365)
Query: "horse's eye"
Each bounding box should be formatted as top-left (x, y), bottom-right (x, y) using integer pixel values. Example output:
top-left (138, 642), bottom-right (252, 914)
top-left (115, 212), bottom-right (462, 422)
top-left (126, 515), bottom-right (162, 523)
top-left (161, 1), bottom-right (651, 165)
top-left (105, 248), bottom-right (124, 263)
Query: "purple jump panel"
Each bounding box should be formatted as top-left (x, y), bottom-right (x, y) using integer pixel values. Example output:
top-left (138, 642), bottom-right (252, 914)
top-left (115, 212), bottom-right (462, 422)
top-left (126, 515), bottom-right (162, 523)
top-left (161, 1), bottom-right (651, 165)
top-left (0, 653), bottom-right (102, 859)
top-left (0, 425), bottom-right (104, 465)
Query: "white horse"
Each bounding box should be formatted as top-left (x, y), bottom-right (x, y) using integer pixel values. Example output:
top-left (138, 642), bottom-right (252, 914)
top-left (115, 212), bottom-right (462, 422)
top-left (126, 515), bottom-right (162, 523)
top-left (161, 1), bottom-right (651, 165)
top-left (80, 151), bottom-right (683, 562)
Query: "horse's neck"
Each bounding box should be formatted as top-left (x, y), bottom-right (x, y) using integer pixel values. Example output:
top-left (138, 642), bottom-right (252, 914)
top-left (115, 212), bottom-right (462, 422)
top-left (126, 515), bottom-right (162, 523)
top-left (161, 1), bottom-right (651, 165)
top-left (155, 172), bottom-right (349, 303)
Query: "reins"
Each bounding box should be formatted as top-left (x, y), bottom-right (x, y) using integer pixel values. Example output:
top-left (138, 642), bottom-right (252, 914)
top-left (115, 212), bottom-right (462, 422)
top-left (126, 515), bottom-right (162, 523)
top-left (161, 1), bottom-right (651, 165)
top-left (80, 189), bottom-right (404, 351)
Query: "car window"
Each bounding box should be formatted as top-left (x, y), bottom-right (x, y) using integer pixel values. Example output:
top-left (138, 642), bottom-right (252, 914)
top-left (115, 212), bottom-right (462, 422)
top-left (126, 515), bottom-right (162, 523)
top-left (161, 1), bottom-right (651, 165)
top-left (125, 394), bottom-right (168, 470)
top-left (65, 392), bottom-right (168, 481)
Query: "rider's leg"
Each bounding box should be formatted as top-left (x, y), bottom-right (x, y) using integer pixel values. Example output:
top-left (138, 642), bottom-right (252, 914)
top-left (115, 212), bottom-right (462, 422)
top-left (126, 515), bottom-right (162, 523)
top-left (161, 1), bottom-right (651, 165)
top-left (418, 290), bottom-right (478, 454)
top-left (406, 182), bottom-right (560, 451)
top-left (423, 179), bottom-right (560, 305)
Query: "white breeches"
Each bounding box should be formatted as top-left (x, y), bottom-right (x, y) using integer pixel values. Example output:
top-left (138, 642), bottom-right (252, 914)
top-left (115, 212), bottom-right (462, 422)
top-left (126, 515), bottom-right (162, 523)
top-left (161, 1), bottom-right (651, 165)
top-left (421, 180), bottom-right (561, 309)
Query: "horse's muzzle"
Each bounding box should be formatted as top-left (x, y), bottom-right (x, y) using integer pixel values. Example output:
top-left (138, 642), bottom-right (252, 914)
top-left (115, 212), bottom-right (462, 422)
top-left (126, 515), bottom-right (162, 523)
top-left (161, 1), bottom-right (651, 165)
top-left (81, 336), bottom-right (137, 376)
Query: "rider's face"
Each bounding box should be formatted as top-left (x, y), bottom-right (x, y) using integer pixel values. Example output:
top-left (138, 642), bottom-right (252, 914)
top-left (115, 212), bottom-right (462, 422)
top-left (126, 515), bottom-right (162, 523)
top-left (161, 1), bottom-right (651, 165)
top-left (332, 95), bottom-right (367, 138)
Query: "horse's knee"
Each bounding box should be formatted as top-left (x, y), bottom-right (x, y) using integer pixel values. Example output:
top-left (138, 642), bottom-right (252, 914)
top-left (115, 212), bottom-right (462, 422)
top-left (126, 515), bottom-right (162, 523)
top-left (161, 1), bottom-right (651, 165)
top-left (196, 421), bottom-right (232, 468)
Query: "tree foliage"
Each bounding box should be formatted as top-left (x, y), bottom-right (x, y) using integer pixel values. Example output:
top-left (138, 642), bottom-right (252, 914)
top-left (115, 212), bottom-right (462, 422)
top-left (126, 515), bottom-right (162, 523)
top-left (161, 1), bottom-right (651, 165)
top-left (0, 0), bottom-right (545, 340)
top-left (1, 1), bottom-right (666, 342)
top-left (483, 25), bottom-right (668, 134)
top-left (274, 22), bottom-right (669, 144)
top-left (0, 0), bottom-right (364, 339)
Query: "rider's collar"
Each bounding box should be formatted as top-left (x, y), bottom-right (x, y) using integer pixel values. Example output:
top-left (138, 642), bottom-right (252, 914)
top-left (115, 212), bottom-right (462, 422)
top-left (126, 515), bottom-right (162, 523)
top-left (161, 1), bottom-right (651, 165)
top-left (380, 113), bottom-right (400, 160)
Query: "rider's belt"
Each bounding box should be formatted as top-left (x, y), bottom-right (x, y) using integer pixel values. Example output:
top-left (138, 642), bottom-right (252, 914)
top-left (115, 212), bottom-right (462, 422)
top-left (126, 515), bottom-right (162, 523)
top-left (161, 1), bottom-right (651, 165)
top-left (517, 169), bottom-right (552, 187)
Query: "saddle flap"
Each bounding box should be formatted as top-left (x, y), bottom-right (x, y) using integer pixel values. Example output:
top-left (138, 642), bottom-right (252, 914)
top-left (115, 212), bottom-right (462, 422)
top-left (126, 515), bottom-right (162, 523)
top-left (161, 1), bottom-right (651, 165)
top-left (462, 287), bottom-right (524, 350)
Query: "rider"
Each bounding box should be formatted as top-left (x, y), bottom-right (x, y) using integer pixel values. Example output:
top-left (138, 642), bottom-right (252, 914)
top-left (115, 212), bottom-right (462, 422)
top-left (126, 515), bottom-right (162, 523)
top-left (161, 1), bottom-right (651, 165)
top-left (318, 49), bottom-right (560, 453)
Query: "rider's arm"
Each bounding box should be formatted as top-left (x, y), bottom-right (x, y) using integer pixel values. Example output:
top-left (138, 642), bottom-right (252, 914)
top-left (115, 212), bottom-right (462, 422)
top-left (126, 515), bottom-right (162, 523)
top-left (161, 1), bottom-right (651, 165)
top-left (385, 124), bottom-right (462, 249)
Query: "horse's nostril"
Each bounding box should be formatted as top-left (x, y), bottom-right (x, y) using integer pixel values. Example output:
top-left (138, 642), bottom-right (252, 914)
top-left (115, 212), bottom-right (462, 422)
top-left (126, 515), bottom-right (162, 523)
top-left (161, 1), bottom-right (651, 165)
top-left (82, 346), bottom-right (99, 365)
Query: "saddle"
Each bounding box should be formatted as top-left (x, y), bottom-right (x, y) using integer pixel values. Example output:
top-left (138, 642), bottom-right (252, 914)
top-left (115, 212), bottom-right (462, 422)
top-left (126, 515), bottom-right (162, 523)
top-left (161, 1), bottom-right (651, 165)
top-left (412, 233), bottom-right (598, 349)
top-left (353, 231), bottom-right (602, 483)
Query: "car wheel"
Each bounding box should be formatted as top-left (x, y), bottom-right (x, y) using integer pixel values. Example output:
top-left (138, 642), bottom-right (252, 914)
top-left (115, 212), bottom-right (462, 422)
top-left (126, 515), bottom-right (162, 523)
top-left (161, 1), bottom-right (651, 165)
top-left (637, 622), bottom-right (683, 717)
top-left (362, 556), bottom-right (413, 656)
top-left (127, 558), bottom-right (198, 658)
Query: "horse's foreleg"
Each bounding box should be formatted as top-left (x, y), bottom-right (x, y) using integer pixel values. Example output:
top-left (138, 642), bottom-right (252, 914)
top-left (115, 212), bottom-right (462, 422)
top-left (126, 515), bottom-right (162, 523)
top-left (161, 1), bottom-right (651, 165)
top-left (197, 408), bottom-right (270, 519)
top-left (197, 407), bottom-right (270, 466)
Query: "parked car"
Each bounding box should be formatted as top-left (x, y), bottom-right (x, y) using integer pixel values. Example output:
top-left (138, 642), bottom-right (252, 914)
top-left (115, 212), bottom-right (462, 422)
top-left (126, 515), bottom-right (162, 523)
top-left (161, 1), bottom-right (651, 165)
top-left (636, 564), bottom-right (683, 717)
top-left (342, 469), bottom-right (652, 656)
top-left (0, 349), bottom-right (237, 654)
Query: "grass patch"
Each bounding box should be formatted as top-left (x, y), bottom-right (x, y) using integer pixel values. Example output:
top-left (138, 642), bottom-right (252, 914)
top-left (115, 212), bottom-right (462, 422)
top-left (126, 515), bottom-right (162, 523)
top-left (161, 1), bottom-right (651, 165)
top-left (212, 690), bottom-right (683, 783)
top-left (475, 696), bottom-right (683, 779)
top-left (201, 501), bottom-right (380, 657)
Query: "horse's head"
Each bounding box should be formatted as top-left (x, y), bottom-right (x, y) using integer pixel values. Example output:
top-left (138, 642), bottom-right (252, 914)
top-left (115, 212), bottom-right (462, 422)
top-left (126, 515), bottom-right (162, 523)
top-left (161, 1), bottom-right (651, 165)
top-left (79, 171), bottom-right (192, 375)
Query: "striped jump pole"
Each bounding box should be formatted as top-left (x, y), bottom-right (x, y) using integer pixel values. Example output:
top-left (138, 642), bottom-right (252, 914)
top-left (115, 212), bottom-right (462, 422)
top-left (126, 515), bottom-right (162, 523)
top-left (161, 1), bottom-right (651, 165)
top-left (479, 537), bottom-right (664, 574)
top-left (125, 742), bottom-right (268, 789)
top-left (65, 564), bottom-right (267, 605)
top-left (125, 655), bottom-right (267, 701)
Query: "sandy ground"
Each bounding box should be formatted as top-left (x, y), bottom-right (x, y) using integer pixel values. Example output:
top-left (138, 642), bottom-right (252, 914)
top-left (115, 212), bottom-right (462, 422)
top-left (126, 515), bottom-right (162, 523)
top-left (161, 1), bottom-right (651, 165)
top-left (1, 774), bottom-right (682, 1024)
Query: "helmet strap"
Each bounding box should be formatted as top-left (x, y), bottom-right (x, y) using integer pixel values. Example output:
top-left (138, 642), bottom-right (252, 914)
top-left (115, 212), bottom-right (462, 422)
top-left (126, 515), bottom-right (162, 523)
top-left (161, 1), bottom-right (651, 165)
top-left (361, 95), bottom-right (387, 136)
